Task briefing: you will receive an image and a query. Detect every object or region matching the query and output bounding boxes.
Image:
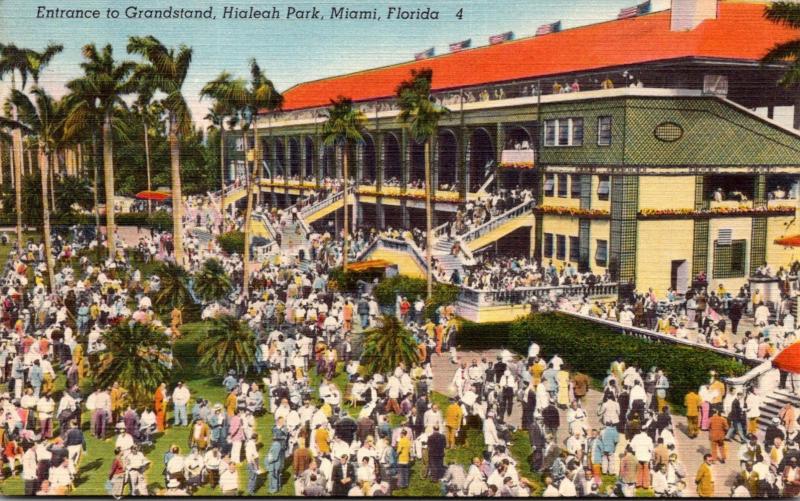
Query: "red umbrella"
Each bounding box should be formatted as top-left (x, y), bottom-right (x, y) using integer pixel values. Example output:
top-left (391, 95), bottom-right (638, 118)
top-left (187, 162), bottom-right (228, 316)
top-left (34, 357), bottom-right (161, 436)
top-left (135, 190), bottom-right (171, 201)
top-left (773, 342), bottom-right (800, 374)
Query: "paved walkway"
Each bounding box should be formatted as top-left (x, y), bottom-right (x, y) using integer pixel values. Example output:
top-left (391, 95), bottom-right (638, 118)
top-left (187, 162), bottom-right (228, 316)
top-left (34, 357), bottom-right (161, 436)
top-left (429, 348), bottom-right (740, 497)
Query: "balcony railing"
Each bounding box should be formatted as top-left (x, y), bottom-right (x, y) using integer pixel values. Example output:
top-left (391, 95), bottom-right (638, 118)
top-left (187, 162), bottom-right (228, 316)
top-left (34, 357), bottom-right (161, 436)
top-left (459, 198), bottom-right (536, 244)
top-left (499, 149), bottom-right (535, 168)
top-left (458, 282), bottom-right (618, 307)
top-left (300, 190), bottom-right (344, 219)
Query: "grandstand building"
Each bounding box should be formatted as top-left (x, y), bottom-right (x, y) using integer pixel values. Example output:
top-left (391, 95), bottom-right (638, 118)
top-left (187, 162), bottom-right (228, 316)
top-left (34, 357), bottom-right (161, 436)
top-left (226, 0), bottom-right (800, 295)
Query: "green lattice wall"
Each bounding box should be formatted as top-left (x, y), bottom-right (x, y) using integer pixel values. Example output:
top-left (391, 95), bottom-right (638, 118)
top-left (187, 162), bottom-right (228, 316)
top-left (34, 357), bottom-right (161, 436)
top-left (624, 98), bottom-right (800, 166)
top-left (610, 175), bottom-right (639, 283)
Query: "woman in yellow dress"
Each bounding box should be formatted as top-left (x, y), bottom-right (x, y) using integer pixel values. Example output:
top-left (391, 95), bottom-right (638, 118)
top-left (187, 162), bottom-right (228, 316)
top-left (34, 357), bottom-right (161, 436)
top-left (556, 369), bottom-right (571, 407)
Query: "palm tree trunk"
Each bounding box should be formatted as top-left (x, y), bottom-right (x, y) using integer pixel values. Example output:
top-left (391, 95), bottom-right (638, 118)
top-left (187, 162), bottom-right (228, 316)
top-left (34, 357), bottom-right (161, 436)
top-left (77, 143), bottom-right (83, 177)
top-left (49, 151), bottom-right (56, 212)
top-left (27, 148), bottom-right (33, 176)
top-left (242, 124), bottom-right (258, 297)
top-left (11, 124), bottom-right (23, 248)
top-left (343, 143), bottom-right (349, 271)
top-left (102, 112), bottom-right (117, 260)
top-left (169, 115), bottom-right (184, 266)
top-left (424, 140), bottom-right (433, 300)
top-left (39, 146), bottom-right (55, 292)
top-left (143, 115), bottom-right (152, 215)
top-left (91, 133), bottom-right (100, 237)
top-left (0, 137), bottom-right (4, 191)
top-left (219, 125), bottom-right (226, 233)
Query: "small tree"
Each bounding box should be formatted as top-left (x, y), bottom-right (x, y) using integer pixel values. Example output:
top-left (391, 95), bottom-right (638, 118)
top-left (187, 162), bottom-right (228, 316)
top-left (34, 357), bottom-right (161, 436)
top-left (153, 261), bottom-right (193, 312)
top-left (194, 258), bottom-right (232, 303)
top-left (360, 315), bottom-right (420, 375)
top-left (95, 321), bottom-right (174, 406)
top-left (197, 315), bottom-right (256, 375)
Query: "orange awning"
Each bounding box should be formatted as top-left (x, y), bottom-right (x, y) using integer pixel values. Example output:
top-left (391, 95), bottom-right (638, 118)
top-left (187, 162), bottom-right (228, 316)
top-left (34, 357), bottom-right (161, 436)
top-left (135, 190), bottom-right (171, 201)
top-left (774, 342), bottom-right (800, 374)
top-left (774, 235), bottom-right (800, 247)
top-left (346, 259), bottom-right (391, 272)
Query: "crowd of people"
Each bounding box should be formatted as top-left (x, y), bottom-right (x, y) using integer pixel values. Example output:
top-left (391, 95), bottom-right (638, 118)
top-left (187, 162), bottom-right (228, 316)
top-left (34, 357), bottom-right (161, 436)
top-left (1, 183), bottom-right (799, 499)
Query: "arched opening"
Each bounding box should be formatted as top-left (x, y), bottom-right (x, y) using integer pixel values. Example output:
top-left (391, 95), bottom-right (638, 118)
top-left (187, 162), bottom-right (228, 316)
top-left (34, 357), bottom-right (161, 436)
top-left (409, 139), bottom-right (425, 189)
top-left (259, 138), bottom-right (271, 179)
top-left (274, 138), bottom-right (286, 179)
top-left (362, 134), bottom-right (377, 185)
top-left (437, 130), bottom-right (458, 191)
top-left (304, 137), bottom-right (314, 181)
top-left (500, 126), bottom-right (534, 190)
top-left (322, 145), bottom-right (336, 180)
top-left (383, 133), bottom-right (401, 187)
top-left (469, 128), bottom-right (495, 192)
top-left (288, 138), bottom-right (301, 179)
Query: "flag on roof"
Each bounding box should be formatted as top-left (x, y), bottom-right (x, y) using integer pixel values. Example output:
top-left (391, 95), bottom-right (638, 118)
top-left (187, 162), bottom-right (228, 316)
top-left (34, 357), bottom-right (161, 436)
top-left (414, 47), bottom-right (435, 60)
top-left (618, 1), bottom-right (651, 19)
top-left (535, 20), bottom-right (561, 36)
top-left (489, 31), bottom-right (514, 45)
top-left (449, 39), bottom-right (471, 52)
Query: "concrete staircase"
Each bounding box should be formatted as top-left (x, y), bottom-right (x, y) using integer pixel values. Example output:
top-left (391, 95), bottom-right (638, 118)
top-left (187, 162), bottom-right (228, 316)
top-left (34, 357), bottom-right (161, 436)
top-left (190, 227), bottom-right (214, 246)
top-left (280, 220), bottom-right (309, 257)
top-left (758, 387), bottom-right (800, 430)
top-left (431, 238), bottom-right (464, 280)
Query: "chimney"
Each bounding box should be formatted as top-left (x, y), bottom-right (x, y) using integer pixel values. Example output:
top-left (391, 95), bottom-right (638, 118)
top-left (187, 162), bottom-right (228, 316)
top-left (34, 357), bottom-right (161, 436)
top-left (670, 0), bottom-right (718, 31)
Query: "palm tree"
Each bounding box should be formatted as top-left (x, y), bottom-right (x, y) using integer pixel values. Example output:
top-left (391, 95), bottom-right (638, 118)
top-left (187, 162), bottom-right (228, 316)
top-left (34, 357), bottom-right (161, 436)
top-left (360, 315), bottom-right (419, 375)
top-left (322, 97), bottom-right (366, 271)
top-left (127, 36), bottom-right (193, 266)
top-left (197, 315), bottom-right (256, 375)
top-left (0, 43), bottom-right (62, 248)
top-left (95, 321), bottom-right (174, 407)
top-left (396, 68), bottom-right (448, 300)
top-left (199, 62), bottom-right (282, 297)
top-left (153, 261), bottom-right (194, 312)
top-left (201, 71), bottom-right (244, 230)
top-left (194, 257), bottom-right (233, 303)
top-left (65, 44), bottom-right (135, 261)
top-left (0, 88), bottom-right (69, 290)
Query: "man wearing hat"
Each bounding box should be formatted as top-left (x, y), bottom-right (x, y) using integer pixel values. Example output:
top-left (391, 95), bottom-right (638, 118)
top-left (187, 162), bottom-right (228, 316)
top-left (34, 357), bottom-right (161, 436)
top-left (172, 381), bottom-right (190, 427)
top-left (331, 453), bottom-right (356, 496)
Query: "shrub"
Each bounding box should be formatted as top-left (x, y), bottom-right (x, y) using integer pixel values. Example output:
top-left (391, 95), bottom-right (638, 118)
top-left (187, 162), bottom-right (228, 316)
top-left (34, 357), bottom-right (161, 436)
top-left (458, 320), bottom-right (513, 350)
top-left (146, 210), bottom-right (173, 232)
top-left (507, 313), bottom-right (748, 413)
top-left (374, 276), bottom-right (427, 306)
top-left (327, 266), bottom-right (383, 293)
top-left (216, 231), bottom-right (245, 255)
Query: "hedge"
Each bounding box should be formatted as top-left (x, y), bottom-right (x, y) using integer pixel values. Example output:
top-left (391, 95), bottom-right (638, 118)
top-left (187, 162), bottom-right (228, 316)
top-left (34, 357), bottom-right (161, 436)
top-left (505, 313), bottom-right (748, 414)
top-left (0, 211), bottom-right (173, 230)
top-left (216, 231), bottom-right (245, 255)
top-left (458, 320), bottom-right (513, 350)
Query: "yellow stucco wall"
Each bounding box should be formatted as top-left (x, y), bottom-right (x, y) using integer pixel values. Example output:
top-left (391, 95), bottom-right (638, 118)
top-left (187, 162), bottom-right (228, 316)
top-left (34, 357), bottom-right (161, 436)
top-left (543, 195), bottom-right (581, 209)
top-left (636, 219), bottom-right (694, 296)
top-left (638, 176), bottom-right (696, 211)
top-left (767, 215), bottom-right (800, 270)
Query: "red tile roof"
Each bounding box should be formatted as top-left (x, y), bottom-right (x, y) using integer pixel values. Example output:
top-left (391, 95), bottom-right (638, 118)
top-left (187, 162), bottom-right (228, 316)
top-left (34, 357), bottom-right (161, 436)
top-left (276, 2), bottom-right (796, 112)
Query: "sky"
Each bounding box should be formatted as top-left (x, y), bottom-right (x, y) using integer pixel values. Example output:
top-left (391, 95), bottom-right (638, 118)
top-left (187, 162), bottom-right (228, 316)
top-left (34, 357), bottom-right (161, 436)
top-left (0, 0), bottom-right (664, 127)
